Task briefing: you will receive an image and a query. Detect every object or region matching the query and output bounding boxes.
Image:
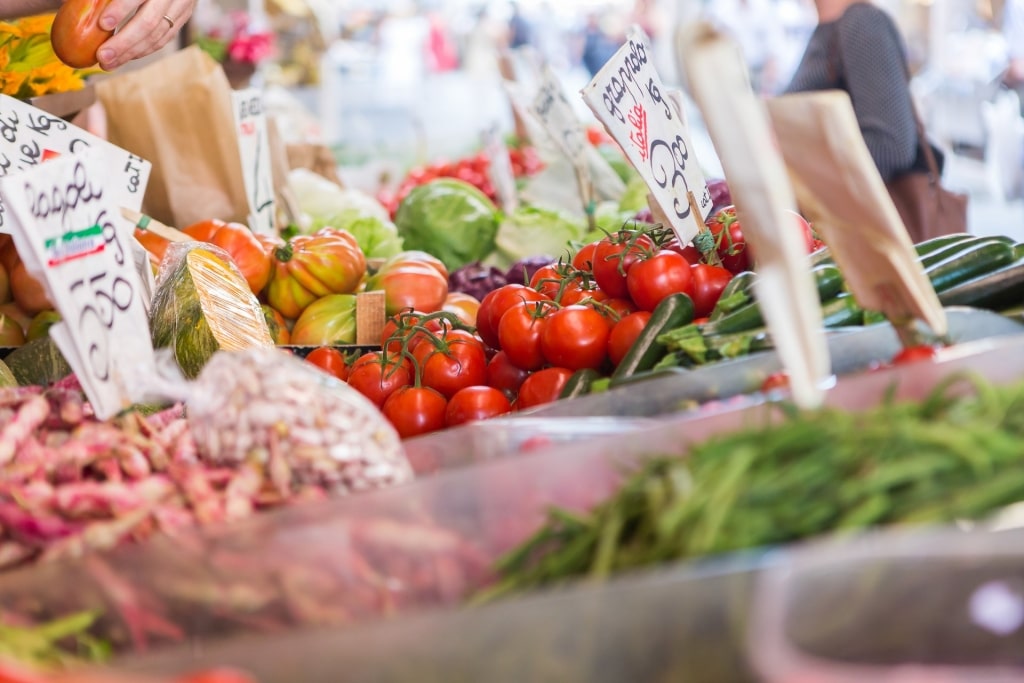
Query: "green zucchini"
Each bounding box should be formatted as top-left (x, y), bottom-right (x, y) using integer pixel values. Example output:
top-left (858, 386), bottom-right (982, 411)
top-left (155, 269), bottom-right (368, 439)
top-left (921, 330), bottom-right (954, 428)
top-left (924, 241), bottom-right (1017, 293)
top-left (703, 329), bottom-right (774, 359)
top-left (608, 366), bottom-right (689, 389)
top-left (913, 233), bottom-right (974, 257)
top-left (719, 271), bottom-right (757, 301)
top-left (918, 236), bottom-right (1014, 268)
top-left (812, 263), bottom-right (845, 302)
top-left (700, 299), bottom-right (764, 336)
top-left (610, 292), bottom-right (695, 380)
top-left (821, 294), bottom-right (864, 328)
top-left (1014, 243), bottom-right (1024, 260)
top-left (937, 256), bottom-right (1024, 309)
top-left (709, 271), bottom-right (758, 321)
top-left (559, 368), bottom-right (602, 400)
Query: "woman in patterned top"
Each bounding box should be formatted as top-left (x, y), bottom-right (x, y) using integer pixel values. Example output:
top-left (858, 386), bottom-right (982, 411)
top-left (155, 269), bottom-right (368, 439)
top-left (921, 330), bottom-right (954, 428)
top-left (785, 0), bottom-right (928, 182)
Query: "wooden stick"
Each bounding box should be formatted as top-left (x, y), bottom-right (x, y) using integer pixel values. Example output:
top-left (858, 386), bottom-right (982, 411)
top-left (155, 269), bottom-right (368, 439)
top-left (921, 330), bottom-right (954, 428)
top-left (120, 208), bottom-right (193, 243)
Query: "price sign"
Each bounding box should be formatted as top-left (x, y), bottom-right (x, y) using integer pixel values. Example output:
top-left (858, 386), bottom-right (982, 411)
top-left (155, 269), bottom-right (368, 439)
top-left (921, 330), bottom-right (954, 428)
top-left (581, 27), bottom-right (712, 243)
top-left (530, 65), bottom-right (594, 217)
top-left (0, 95), bottom-right (151, 232)
top-left (231, 88), bottom-right (276, 235)
top-left (483, 125), bottom-right (519, 213)
top-left (0, 150), bottom-right (157, 419)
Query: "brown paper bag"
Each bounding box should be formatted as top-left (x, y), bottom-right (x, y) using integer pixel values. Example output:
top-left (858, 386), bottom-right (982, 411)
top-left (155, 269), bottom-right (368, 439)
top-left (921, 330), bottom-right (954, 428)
top-left (95, 46), bottom-right (249, 229)
top-left (285, 143), bottom-right (344, 188)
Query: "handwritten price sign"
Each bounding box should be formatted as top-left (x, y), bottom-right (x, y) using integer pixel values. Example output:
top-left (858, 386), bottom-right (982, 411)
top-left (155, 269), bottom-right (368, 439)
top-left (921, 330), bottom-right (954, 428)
top-left (0, 150), bottom-right (156, 419)
top-left (580, 28), bottom-right (712, 242)
top-left (483, 125), bottom-right (518, 213)
top-left (231, 89), bottom-right (276, 235)
top-left (0, 95), bottom-right (151, 232)
top-left (531, 65), bottom-right (594, 215)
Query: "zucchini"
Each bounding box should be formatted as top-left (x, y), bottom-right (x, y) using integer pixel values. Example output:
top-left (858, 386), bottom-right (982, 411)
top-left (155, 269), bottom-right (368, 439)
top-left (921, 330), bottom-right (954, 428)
top-left (608, 366), bottom-right (689, 389)
top-left (821, 294), bottom-right (864, 328)
top-left (1014, 243), bottom-right (1024, 260)
top-left (913, 233), bottom-right (974, 257)
top-left (924, 241), bottom-right (1017, 293)
top-left (611, 292), bottom-right (695, 380)
top-left (937, 256), bottom-right (1024, 309)
top-left (710, 271), bottom-right (758, 321)
top-left (559, 368), bottom-right (602, 400)
top-left (918, 236), bottom-right (1014, 269)
top-left (812, 263), bottom-right (844, 302)
top-left (703, 329), bottom-right (774, 359)
top-left (719, 271), bottom-right (757, 301)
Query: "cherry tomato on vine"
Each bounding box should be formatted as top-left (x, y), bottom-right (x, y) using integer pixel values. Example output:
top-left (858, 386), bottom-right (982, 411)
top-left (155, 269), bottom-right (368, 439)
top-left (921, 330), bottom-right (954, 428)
top-left (498, 299), bottom-right (555, 371)
top-left (516, 367), bottom-right (574, 410)
top-left (592, 232), bottom-right (656, 299)
top-left (572, 241), bottom-right (600, 271)
top-left (607, 311), bottom-right (652, 368)
top-left (305, 347), bottom-right (349, 382)
top-left (382, 386), bottom-right (448, 439)
top-left (626, 250), bottom-right (694, 312)
top-left (445, 385), bottom-right (513, 426)
top-left (413, 328), bottom-right (489, 399)
top-left (662, 238), bottom-right (703, 266)
top-left (529, 263), bottom-right (570, 301)
top-left (540, 305), bottom-right (611, 370)
top-left (690, 263), bottom-right (734, 318)
top-left (487, 350), bottom-right (531, 398)
top-left (706, 206), bottom-right (750, 274)
top-left (594, 297), bottom-right (637, 320)
top-left (346, 352), bottom-right (412, 408)
top-left (477, 284), bottom-right (549, 349)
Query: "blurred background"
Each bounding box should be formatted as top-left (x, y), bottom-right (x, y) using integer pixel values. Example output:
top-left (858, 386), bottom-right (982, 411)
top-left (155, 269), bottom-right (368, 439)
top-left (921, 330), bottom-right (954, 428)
top-left (191, 0), bottom-right (1024, 238)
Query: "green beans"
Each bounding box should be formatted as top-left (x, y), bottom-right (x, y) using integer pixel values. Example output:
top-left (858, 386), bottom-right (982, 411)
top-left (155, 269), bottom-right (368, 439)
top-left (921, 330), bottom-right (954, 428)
top-left (481, 372), bottom-right (1024, 599)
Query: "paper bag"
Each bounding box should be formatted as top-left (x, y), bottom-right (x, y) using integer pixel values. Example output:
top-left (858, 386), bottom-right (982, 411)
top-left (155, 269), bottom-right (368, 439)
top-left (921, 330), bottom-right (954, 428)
top-left (96, 46), bottom-right (249, 229)
top-left (285, 142), bottom-right (344, 188)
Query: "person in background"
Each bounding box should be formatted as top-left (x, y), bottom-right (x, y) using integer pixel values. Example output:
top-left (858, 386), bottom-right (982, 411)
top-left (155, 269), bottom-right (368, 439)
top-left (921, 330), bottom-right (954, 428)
top-left (706, 0), bottom-right (786, 95)
top-left (784, 0), bottom-right (927, 182)
top-left (1004, 0), bottom-right (1024, 113)
top-left (507, 1), bottom-right (532, 50)
top-left (0, 0), bottom-right (192, 71)
top-left (580, 13), bottom-right (617, 77)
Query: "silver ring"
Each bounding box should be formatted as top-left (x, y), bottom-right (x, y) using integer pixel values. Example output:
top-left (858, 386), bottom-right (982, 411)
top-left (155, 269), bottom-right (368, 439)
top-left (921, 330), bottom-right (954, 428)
top-left (162, 14), bottom-right (175, 29)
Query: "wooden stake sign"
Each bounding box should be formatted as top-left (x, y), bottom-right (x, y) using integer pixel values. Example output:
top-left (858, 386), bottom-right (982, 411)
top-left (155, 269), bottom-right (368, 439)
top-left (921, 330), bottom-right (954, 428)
top-left (679, 23), bottom-right (831, 409)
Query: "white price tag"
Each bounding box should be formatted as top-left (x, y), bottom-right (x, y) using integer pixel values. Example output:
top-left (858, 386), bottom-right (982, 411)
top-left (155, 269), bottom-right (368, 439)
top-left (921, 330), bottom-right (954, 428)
top-left (0, 150), bottom-right (157, 419)
top-left (483, 125), bottom-right (519, 214)
top-left (231, 88), bottom-right (276, 235)
top-left (530, 65), bottom-right (594, 213)
top-left (581, 28), bottom-right (712, 243)
top-left (0, 95), bottom-right (150, 233)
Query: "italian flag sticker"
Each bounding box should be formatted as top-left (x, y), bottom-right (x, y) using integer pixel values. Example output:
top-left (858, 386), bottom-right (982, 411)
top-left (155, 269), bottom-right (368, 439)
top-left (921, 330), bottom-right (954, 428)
top-left (44, 225), bottom-right (105, 267)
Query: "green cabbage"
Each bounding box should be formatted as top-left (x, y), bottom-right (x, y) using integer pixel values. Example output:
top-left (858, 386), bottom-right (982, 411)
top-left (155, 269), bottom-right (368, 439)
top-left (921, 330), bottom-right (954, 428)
top-left (394, 178), bottom-right (500, 271)
top-left (486, 205), bottom-right (588, 270)
top-left (618, 175), bottom-right (650, 214)
top-left (311, 215), bottom-right (404, 259)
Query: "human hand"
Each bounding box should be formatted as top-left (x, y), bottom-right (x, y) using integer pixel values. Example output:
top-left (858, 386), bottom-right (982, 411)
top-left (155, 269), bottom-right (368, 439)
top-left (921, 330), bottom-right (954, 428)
top-left (94, 0), bottom-right (194, 70)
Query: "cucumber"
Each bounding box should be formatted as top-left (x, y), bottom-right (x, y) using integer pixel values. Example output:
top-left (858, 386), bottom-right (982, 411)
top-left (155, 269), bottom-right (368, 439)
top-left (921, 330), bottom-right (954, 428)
top-left (937, 256), bottom-right (1024, 309)
top-left (821, 294), bottom-right (864, 328)
top-left (924, 241), bottom-right (1017, 293)
top-left (608, 366), bottom-right (689, 389)
top-left (812, 263), bottom-right (844, 302)
top-left (610, 293), bottom-right (695, 380)
top-left (703, 329), bottom-right (774, 359)
top-left (559, 368), bottom-right (602, 400)
top-left (918, 236), bottom-right (1014, 269)
top-left (719, 271), bottom-right (757, 301)
top-left (710, 271), bottom-right (758, 321)
top-left (1015, 243), bottom-right (1024, 260)
top-left (913, 233), bottom-right (974, 257)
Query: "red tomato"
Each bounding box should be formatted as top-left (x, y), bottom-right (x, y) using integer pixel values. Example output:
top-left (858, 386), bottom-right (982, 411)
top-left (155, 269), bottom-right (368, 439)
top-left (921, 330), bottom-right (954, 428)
top-left (445, 385), bottom-right (513, 426)
top-left (607, 311), bottom-right (652, 367)
top-left (626, 250), bottom-right (694, 312)
top-left (516, 367), bottom-right (574, 410)
top-left (662, 239), bottom-right (703, 266)
top-left (382, 386), bottom-right (448, 438)
top-left (572, 241), bottom-right (600, 271)
top-left (498, 299), bottom-right (555, 371)
top-left (174, 670), bottom-right (259, 683)
top-left (413, 329), bottom-right (489, 399)
top-left (760, 371), bottom-right (790, 393)
top-left (892, 345), bottom-right (939, 365)
top-left (476, 284), bottom-right (549, 349)
top-left (689, 263), bottom-right (734, 318)
top-left (529, 263), bottom-right (567, 300)
top-left (559, 280), bottom-right (605, 306)
top-left (595, 297), bottom-right (637, 320)
top-left (592, 232), bottom-right (655, 299)
top-left (789, 210), bottom-right (816, 253)
top-left (346, 353), bottom-right (412, 408)
top-left (305, 347), bottom-right (349, 382)
top-left (487, 350), bottom-right (531, 398)
top-left (706, 205), bottom-right (750, 274)
top-left (540, 305), bottom-right (611, 370)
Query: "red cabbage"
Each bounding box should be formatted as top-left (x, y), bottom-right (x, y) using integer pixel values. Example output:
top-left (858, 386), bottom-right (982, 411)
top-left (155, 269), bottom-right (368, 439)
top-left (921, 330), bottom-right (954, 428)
top-left (448, 262), bottom-right (508, 301)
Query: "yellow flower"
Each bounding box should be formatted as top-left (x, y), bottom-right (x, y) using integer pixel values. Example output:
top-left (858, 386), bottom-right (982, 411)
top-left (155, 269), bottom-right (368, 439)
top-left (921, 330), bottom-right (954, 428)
top-left (0, 14), bottom-right (93, 98)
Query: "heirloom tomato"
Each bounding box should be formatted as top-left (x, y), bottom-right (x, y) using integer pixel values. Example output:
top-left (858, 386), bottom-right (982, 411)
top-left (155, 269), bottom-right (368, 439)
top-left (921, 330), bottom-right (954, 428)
top-left (290, 294), bottom-right (357, 346)
top-left (266, 230), bottom-right (366, 319)
top-left (366, 261), bottom-right (448, 316)
top-left (182, 219), bottom-right (272, 294)
top-left (261, 304), bottom-right (290, 345)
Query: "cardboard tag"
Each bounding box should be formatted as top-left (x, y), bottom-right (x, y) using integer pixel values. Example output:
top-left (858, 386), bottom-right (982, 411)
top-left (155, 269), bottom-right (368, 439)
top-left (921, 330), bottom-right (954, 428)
top-left (0, 95), bottom-right (151, 232)
top-left (530, 64), bottom-right (595, 218)
top-left (581, 27), bottom-right (712, 243)
top-left (680, 23), bottom-right (830, 409)
top-left (483, 124), bottom-right (519, 213)
top-left (231, 88), bottom-right (277, 235)
top-left (0, 150), bottom-right (157, 419)
top-left (765, 91), bottom-right (948, 338)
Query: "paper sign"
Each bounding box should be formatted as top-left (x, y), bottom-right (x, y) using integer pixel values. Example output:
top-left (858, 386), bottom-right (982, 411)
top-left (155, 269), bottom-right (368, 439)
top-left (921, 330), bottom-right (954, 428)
top-left (680, 23), bottom-right (830, 409)
top-left (0, 95), bottom-right (151, 232)
top-left (581, 27), bottom-right (712, 243)
top-left (766, 91), bottom-right (948, 338)
top-left (0, 150), bottom-right (157, 419)
top-left (231, 88), bottom-right (276, 235)
top-left (530, 65), bottom-right (595, 215)
top-left (483, 124), bottom-right (519, 213)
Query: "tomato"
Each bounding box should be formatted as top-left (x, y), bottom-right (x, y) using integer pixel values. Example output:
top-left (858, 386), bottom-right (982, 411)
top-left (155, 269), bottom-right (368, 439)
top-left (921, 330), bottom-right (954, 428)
top-left (174, 669), bottom-right (259, 683)
top-left (134, 227), bottom-right (171, 265)
top-left (662, 239), bottom-right (703, 266)
top-left (892, 345), bottom-right (939, 365)
top-left (51, 0), bottom-right (113, 68)
top-left (760, 371), bottom-right (790, 393)
top-left (378, 249), bottom-right (449, 280)
top-left (592, 232), bottom-right (656, 299)
top-left (607, 311), bottom-right (652, 367)
top-left (689, 263), bottom-right (734, 318)
top-left (516, 367), bottom-right (574, 410)
top-left (261, 304), bottom-right (290, 345)
top-left (476, 284), bottom-right (548, 349)
top-left (305, 347), bottom-right (349, 382)
top-left (529, 263), bottom-right (564, 300)
top-left (498, 299), bottom-right (554, 371)
top-left (572, 241), bottom-right (600, 271)
top-left (183, 219), bottom-right (272, 294)
top-left (789, 210), bottom-right (816, 253)
top-left (413, 329), bottom-right (488, 399)
top-left (558, 279), bottom-right (605, 306)
top-left (706, 206), bottom-right (750, 274)
top-left (382, 386), bottom-right (448, 439)
top-left (594, 297), bottom-right (637, 320)
top-left (486, 350), bottom-right (531, 399)
top-left (540, 305), bottom-right (611, 371)
top-left (267, 230), bottom-right (367, 319)
top-left (442, 291), bottom-right (481, 327)
top-left (10, 261), bottom-right (51, 315)
top-left (445, 385), bottom-right (513, 426)
top-left (366, 261), bottom-right (449, 316)
top-left (626, 250), bottom-right (694, 312)
top-left (346, 353), bottom-right (412, 408)
top-left (290, 294), bottom-right (357, 346)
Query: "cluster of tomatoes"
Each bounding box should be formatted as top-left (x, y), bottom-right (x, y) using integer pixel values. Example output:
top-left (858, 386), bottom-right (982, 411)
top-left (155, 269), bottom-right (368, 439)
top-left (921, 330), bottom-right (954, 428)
top-left (378, 146), bottom-right (544, 216)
